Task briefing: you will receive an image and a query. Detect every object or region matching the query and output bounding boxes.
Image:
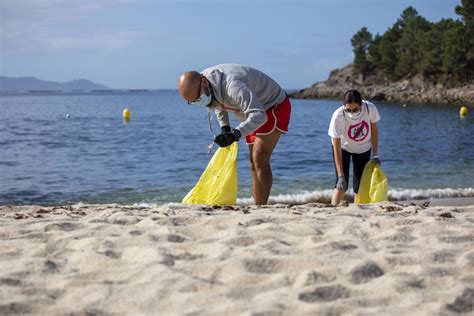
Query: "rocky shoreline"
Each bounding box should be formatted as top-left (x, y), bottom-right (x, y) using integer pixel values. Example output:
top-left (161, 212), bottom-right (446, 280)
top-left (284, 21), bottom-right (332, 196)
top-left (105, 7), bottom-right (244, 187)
top-left (289, 64), bottom-right (474, 105)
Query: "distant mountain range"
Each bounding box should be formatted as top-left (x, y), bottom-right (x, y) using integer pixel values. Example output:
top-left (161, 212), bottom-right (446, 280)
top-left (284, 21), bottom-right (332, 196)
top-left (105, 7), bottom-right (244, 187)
top-left (0, 76), bottom-right (110, 91)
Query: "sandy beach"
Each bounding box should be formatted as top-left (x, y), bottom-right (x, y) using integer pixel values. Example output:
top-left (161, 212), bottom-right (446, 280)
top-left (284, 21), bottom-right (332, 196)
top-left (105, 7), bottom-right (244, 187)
top-left (1, 200), bottom-right (473, 315)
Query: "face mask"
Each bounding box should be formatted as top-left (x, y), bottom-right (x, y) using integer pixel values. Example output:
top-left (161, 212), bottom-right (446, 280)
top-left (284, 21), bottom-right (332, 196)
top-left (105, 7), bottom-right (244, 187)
top-left (344, 108), bottom-right (361, 119)
top-left (191, 92), bottom-right (212, 107)
top-left (346, 112), bottom-right (360, 119)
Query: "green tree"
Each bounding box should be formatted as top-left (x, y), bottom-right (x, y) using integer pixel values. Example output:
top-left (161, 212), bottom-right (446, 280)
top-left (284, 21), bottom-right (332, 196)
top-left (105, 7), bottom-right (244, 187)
top-left (394, 7), bottom-right (432, 78)
top-left (368, 34), bottom-right (382, 70)
top-left (441, 20), bottom-right (469, 84)
top-left (419, 20), bottom-right (446, 79)
top-left (349, 3), bottom-right (472, 84)
top-left (378, 23), bottom-right (401, 79)
top-left (455, 0), bottom-right (474, 81)
top-left (351, 27), bottom-right (373, 77)
top-left (398, 6), bottom-right (419, 27)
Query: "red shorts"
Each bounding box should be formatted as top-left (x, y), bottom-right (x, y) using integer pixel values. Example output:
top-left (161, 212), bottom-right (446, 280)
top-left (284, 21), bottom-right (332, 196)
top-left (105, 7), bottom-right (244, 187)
top-left (245, 96), bottom-right (292, 144)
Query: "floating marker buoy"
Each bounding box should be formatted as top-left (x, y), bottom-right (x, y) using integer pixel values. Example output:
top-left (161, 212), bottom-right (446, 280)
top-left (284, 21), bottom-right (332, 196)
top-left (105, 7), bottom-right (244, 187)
top-left (402, 104), bottom-right (407, 108)
top-left (460, 106), bottom-right (468, 118)
top-left (65, 113), bottom-right (70, 119)
top-left (123, 108), bottom-right (131, 121)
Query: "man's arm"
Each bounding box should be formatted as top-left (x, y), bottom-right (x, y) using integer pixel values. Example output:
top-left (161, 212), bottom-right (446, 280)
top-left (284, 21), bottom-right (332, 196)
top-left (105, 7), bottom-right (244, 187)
top-left (214, 107), bottom-right (230, 128)
top-left (227, 81), bottom-right (267, 136)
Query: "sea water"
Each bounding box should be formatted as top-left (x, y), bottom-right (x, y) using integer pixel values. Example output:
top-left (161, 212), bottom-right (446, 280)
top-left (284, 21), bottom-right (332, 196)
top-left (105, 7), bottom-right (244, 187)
top-left (0, 90), bottom-right (472, 205)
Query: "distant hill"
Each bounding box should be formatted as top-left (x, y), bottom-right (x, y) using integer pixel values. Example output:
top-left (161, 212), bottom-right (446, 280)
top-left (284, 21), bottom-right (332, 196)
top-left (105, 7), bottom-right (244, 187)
top-left (289, 63), bottom-right (474, 105)
top-left (0, 76), bottom-right (110, 92)
top-left (290, 3), bottom-right (474, 105)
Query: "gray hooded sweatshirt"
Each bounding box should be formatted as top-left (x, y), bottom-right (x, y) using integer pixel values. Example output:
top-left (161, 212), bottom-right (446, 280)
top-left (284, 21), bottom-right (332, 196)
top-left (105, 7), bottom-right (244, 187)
top-left (201, 64), bottom-right (286, 136)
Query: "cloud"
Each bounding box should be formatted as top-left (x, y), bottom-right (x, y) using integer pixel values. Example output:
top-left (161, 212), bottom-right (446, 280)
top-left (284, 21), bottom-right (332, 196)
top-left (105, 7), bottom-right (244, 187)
top-left (1, 0), bottom-right (153, 53)
top-left (2, 0), bottom-right (139, 20)
top-left (3, 28), bottom-right (158, 53)
top-left (47, 30), bottom-right (154, 50)
top-left (2, 0), bottom-right (129, 26)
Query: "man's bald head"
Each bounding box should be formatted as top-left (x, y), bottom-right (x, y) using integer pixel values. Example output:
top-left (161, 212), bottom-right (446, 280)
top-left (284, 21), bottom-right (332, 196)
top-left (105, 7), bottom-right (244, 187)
top-left (177, 71), bottom-right (203, 103)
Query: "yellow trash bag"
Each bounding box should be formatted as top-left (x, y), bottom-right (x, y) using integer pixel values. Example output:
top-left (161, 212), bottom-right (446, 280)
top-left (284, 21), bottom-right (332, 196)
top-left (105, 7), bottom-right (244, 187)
top-left (182, 142), bottom-right (238, 205)
top-left (355, 161), bottom-right (388, 204)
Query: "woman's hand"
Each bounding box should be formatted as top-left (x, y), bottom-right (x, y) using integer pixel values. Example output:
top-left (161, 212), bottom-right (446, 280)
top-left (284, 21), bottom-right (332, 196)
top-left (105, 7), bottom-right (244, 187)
top-left (336, 176), bottom-right (347, 192)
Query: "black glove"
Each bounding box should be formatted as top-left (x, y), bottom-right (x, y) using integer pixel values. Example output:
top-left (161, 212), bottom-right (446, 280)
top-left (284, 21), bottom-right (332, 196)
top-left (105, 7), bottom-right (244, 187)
top-left (336, 176), bottom-right (347, 192)
top-left (221, 125), bottom-right (231, 133)
top-left (372, 156), bottom-right (380, 165)
top-left (214, 128), bottom-right (241, 147)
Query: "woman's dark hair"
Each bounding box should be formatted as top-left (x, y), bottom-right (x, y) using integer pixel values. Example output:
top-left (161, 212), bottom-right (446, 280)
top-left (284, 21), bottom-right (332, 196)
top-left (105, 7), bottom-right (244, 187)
top-left (343, 90), bottom-right (362, 105)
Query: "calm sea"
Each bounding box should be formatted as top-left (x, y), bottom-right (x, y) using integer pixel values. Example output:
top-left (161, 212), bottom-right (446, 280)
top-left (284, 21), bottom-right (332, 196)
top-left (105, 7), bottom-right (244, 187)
top-left (1, 90), bottom-right (473, 205)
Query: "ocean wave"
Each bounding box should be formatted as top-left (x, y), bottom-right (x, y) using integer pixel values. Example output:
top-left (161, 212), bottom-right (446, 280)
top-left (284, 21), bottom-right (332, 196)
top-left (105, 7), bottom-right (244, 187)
top-left (387, 187), bottom-right (474, 200)
top-left (236, 187), bottom-right (474, 205)
top-left (150, 187), bottom-right (474, 207)
top-left (237, 190), bottom-right (334, 205)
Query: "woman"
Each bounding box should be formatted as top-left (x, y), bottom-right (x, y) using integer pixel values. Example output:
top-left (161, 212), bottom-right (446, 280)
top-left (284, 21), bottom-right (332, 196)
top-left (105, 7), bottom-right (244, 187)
top-left (328, 90), bottom-right (381, 205)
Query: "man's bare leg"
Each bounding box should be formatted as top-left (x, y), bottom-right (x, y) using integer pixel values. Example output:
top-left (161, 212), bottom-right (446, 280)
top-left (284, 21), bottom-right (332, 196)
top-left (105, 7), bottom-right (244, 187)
top-left (248, 130), bottom-right (281, 205)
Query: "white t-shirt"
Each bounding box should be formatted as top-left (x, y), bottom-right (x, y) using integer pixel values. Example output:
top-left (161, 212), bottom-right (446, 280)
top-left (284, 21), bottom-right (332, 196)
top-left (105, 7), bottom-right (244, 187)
top-left (328, 100), bottom-right (381, 154)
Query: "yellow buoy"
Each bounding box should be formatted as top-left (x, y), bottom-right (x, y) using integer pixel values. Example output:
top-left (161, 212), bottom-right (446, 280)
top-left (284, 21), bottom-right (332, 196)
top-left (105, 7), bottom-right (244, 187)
top-left (123, 108), bottom-right (131, 121)
top-left (460, 106), bottom-right (468, 118)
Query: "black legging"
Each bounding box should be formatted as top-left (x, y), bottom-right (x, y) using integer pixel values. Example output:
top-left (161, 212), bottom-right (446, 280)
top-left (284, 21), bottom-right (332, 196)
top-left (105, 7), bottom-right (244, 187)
top-left (332, 148), bottom-right (371, 194)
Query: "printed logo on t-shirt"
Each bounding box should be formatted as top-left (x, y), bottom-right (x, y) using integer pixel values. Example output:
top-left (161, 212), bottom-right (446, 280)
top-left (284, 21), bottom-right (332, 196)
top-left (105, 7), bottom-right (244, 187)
top-left (348, 120), bottom-right (369, 142)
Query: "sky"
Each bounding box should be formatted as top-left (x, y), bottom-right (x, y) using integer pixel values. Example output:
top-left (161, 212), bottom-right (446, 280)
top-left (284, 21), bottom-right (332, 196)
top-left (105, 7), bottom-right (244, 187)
top-left (0, 0), bottom-right (462, 89)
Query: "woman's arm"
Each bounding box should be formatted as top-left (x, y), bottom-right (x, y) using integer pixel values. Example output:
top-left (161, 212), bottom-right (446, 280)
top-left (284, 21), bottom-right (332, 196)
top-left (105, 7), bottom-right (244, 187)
top-left (332, 137), bottom-right (344, 177)
top-left (371, 122), bottom-right (378, 156)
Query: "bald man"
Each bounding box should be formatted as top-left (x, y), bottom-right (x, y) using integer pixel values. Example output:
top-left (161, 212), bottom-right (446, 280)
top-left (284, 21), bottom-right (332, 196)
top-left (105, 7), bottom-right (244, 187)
top-left (177, 64), bottom-right (292, 205)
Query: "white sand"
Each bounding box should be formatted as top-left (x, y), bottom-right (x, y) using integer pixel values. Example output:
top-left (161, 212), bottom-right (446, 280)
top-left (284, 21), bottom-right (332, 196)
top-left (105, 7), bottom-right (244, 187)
top-left (1, 201), bottom-right (473, 315)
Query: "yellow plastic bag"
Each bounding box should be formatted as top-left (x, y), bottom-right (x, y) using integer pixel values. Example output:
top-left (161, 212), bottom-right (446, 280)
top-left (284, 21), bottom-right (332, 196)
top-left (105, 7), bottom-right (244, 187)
top-left (182, 142), bottom-right (238, 205)
top-left (355, 161), bottom-right (388, 204)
